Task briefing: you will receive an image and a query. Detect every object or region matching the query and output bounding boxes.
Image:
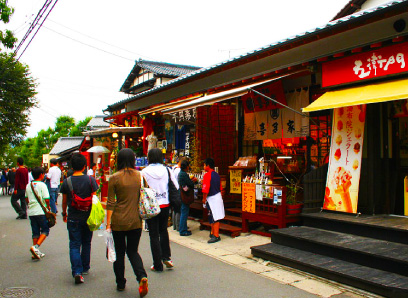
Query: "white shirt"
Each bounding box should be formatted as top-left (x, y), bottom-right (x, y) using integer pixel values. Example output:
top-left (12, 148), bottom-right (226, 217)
top-left (26, 181), bottom-right (50, 216)
top-left (47, 166), bottom-right (62, 188)
top-left (87, 169), bottom-right (94, 176)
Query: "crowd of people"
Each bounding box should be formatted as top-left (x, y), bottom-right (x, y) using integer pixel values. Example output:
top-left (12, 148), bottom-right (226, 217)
top-left (3, 149), bottom-right (225, 298)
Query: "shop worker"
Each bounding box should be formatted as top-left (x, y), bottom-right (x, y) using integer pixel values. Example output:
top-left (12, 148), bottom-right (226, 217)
top-left (202, 158), bottom-right (225, 243)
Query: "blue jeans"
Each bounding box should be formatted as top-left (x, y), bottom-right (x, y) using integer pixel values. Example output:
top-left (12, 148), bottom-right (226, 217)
top-left (49, 188), bottom-right (58, 213)
top-left (179, 202), bottom-right (190, 234)
top-left (67, 220), bottom-right (93, 276)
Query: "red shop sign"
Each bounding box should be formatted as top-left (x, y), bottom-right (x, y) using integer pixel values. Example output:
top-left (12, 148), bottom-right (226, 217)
top-left (241, 80), bottom-right (286, 113)
top-left (322, 42), bottom-right (408, 88)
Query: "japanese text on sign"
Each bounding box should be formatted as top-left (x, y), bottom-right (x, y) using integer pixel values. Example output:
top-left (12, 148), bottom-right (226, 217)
top-left (242, 183), bottom-right (256, 213)
top-left (230, 169), bottom-right (242, 194)
top-left (322, 42), bottom-right (408, 87)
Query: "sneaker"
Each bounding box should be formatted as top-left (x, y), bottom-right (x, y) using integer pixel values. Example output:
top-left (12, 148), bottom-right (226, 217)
top-left (74, 274), bottom-right (84, 284)
top-left (180, 231), bottom-right (192, 236)
top-left (30, 246), bottom-right (41, 259)
top-left (163, 259), bottom-right (174, 269)
top-left (207, 236), bottom-right (221, 244)
top-left (139, 277), bottom-right (148, 297)
top-left (39, 252), bottom-right (45, 258)
top-left (150, 265), bottom-right (163, 272)
top-left (209, 233), bottom-right (216, 239)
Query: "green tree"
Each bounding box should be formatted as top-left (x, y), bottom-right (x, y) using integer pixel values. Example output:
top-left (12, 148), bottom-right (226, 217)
top-left (70, 116), bottom-right (92, 136)
top-left (0, 52), bottom-right (37, 153)
top-left (0, 0), bottom-right (17, 49)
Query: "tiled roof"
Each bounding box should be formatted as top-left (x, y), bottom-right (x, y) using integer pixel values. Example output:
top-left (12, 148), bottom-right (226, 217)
top-left (120, 59), bottom-right (202, 92)
top-left (86, 115), bottom-right (110, 129)
top-left (107, 0), bottom-right (407, 111)
top-left (332, 0), bottom-right (368, 20)
top-left (49, 137), bottom-right (84, 155)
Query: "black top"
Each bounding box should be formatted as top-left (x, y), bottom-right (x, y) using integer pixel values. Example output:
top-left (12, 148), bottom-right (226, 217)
top-left (8, 171), bottom-right (16, 184)
top-left (60, 175), bottom-right (99, 221)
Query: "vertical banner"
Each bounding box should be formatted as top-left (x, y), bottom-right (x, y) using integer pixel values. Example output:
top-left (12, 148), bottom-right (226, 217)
top-left (324, 105), bottom-right (366, 213)
top-left (242, 183), bottom-right (256, 213)
top-left (230, 169), bottom-right (242, 194)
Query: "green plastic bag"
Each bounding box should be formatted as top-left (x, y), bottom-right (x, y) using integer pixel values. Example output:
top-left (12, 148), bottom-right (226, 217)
top-left (87, 195), bottom-right (105, 231)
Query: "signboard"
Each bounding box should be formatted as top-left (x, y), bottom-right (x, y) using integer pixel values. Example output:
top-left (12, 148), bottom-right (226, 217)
top-left (323, 105), bottom-right (366, 213)
top-left (230, 169), bottom-right (242, 194)
top-left (242, 80), bottom-right (286, 113)
top-left (242, 182), bottom-right (256, 213)
top-left (322, 42), bottom-right (408, 87)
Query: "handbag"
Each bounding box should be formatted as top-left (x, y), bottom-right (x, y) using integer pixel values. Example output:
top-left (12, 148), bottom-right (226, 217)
top-left (139, 173), bottom-right (161, 219)
top-left (180, 186), bottom-right (195, 205)
top-left (30, 182), bottom-right (56, 228)
top-left (167, 168), bottom-right (181, 210)
top-left (87, 195), bottom-right (105, 231)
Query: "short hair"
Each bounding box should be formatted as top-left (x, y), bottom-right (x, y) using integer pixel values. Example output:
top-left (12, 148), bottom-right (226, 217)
top-left (17, 157), bottom-right (24, 166)
top-left (117, 148), bottom-right (135, 171)
top-left (204, 157), bottom-right (215, 169)
top-left (147, 148), bottom-right (163, 164)
top-left (50, 158), bottom-right (58, 165)
top-left (90, 162), bottom-right (96, 167)
top-left (32, 167), bottom-right (45, 180)
top-left (70, 153), bottom-right (87, 171)
top-left (180, 159), bottom-right (190, 171)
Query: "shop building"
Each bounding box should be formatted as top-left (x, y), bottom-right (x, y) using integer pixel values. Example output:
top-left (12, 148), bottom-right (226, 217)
top-left (102, 1), bottom-right (408, 295)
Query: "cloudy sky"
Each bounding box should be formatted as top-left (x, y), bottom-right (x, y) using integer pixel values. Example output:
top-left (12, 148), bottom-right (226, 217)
top-left (3, 0), bottom-right (350, 137)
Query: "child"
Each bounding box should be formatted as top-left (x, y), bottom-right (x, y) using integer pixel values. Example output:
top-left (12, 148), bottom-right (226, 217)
top-left (25, 167), bottom-right (51, 260)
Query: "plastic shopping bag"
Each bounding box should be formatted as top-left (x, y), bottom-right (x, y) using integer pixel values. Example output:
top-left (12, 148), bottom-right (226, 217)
top-left (87, 195), bottom-right (105, 231)
top-left (104, 230), bottom-right (116, 263)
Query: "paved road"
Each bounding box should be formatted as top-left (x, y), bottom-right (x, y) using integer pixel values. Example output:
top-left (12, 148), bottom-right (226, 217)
top-left (0, 195), bottom-right (318, 298)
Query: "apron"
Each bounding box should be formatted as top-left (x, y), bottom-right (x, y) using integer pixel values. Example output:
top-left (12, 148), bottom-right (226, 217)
top-left (207, 192), bottom-right (225, 221)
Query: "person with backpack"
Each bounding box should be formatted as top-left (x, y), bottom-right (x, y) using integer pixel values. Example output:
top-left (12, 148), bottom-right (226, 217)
top-left (60, 153), bottom-right (98, 284)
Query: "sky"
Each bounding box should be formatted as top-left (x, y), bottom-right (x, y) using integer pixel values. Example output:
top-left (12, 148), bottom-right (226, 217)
top-left (2, 0), bottom-right (351, 137)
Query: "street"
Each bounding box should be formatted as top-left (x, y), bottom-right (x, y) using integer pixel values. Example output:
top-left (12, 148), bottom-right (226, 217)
top-left (0, 195), bottom-right (319, 298)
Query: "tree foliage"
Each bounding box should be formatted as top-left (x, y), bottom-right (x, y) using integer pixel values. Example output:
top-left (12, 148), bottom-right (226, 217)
top-left (0, 52), bottom-right (37, 153)
top-left (0, 0), bottom-right (17, 49)
top-left (3, 115), bottom-right (92, 168)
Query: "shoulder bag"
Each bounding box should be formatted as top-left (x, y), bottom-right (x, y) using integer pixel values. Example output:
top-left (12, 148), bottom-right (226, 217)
top-left (139, 173), bottom-right (161, 219)
top-left (167, 167), bottom-right (181, 210)
top-left (31, 182), bottom-right (56, 228)
top-left (181, 185), bottom-right (195, 205)
top-left (67, 176), bottom-right (93, 211)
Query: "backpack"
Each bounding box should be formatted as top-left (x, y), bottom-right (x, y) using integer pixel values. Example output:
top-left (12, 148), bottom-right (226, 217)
top-left (67, 176), bottom-right (93, 211)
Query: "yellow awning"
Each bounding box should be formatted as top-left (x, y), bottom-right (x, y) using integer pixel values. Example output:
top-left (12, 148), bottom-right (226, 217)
top-left (302, 78), bottom-right (408, 112)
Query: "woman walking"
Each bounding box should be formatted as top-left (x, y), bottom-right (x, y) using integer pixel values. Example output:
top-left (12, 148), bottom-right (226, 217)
top-left (142, 148), bottom-right (179, 272)
top-left (106, 148), bottom-right (148, 296)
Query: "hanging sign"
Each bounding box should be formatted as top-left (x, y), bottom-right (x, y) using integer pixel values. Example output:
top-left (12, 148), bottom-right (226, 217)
top-left (171, 108), bottom-right (196, 123)
top-left (324, 105), bottom-right (366, 213)
top-left (322, 42), bottom-right (408, 87)
top-left (242, 80), bottom-right (286, 113)
top-left (242, 182), bottom-right (256, 213)
top-left (230, 169), bottom-right (242, 194)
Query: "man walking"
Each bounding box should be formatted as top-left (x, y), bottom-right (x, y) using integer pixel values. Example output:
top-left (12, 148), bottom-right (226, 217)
top-left (11, 157), bottom-right (29, 219)
top-left (8, 168), bottom-right (16, 195)
top-left (47, 159), bottom-right (61, 214)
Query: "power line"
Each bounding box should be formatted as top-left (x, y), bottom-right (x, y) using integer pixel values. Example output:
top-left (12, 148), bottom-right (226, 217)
top-left (14, 0), bottom-right (53, 54)
top-left (43, 26), bottom-right (134, 62)
top-left (47, 19), bottom-right (152, 59)
top-left (16, 0), bottom-right (59, 60)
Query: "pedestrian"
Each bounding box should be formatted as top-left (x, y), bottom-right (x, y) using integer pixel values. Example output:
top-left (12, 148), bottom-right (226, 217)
top-left (178, 159), bottom-right (197, 236)
top-left (1, 170), bottom-right (7, 195)
top-left (202, 158), bottom-right (225, 244)
top-left (47, 158), bottom-right (61, 214)
top-left (25, 167), bottom-right (50, 260)
top-left (106, 148), bottom-right (148, 296)
top-left (60, 153), bottom-right (98, 284)
top-left (171, 157), bottom-right (185, 231)
top-left (142, 148), bottom-right (179, 272)
top-left (7, 167), bottom-right (16, 195)
top-left (87, 163), bottom-right (96, 178)
top-left (11, 157), bottom-right (29, 219)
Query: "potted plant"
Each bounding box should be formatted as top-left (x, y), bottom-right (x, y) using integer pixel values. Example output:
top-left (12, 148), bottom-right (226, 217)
top-left (286, 179), bottom-right (303, 215)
